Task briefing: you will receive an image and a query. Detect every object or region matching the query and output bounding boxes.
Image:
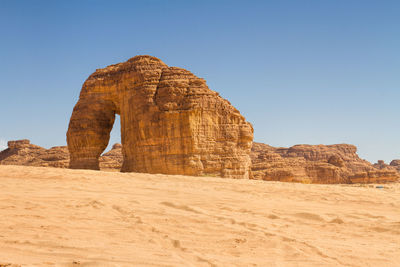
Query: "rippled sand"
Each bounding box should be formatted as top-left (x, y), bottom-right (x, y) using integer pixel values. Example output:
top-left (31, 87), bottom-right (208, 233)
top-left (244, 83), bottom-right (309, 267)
top-left (0, 165), bottom-right (399, 266)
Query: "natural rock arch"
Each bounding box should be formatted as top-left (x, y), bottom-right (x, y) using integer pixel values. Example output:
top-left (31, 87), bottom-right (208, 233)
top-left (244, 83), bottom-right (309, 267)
top-left (67, 56), bottom-right (253, 178)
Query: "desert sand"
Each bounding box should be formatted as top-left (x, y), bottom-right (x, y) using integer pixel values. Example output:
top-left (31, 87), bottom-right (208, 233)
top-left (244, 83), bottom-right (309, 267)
top-left (0, 165), bottom-right (399, 266)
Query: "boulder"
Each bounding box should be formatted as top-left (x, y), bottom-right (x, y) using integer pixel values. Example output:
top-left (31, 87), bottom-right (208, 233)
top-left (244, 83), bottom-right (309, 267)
top-left (67, 55), bottom-right (253, 178)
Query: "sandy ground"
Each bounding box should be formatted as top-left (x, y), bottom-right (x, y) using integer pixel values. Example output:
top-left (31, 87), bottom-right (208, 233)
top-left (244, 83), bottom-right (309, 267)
top-left (0, 166), bottom-right (399, 267)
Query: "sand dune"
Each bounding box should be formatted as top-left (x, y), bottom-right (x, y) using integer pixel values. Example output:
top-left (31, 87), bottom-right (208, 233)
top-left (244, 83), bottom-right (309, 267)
top-left (0, 166), bottom-right (399, 266)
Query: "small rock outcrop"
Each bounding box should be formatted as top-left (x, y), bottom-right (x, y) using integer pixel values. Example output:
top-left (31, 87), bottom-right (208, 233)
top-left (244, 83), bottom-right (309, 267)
top-left (251, 143), bottom-right (399, 184)
top-left (67, 55), bottom-right (253, 178)
top-left (390, 160), bottom-right (400, 166)
top-left (99, 143), bottom-right (123, 170)
top-left (390, 160), bottom-right (400, 172)
top-left (373, 160), bottom-right (387, 169)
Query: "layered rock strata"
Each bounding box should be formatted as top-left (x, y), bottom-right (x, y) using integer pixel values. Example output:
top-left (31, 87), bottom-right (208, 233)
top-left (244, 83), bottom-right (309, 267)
top-left (251, 142), bottom-right (399, 184)
top-left (67, 55), bottom-right (253, 178)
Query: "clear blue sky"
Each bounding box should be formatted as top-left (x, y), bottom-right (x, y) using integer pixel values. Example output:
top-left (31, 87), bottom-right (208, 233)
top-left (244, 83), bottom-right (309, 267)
top-left (0, 0), bottom-right (399, 163)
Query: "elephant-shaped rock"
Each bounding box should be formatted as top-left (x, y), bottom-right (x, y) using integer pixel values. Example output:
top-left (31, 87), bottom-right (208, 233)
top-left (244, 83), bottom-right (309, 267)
top-left (67, 55), bottom-right (253, 178)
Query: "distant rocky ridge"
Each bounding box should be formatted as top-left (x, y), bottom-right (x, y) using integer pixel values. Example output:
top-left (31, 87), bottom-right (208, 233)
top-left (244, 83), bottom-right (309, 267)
top-left (1, 139), bottom-right (399, 184)
top-left (0, 140), bottom-right (69, 168)
top-left (251, 142), bottom-right (399, 184)
top-left (374, 159), bottom-right (400, 172)
top-left (0, 140), bottom-right (120, 170)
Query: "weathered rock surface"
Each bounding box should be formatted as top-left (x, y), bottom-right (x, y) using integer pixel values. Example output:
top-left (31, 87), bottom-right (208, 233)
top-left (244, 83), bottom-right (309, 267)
top-left (373, 160), bottom-right (388, 170)
top-left (251, 142), bottom-right (399, 184)
top-left (0, 140), bottom-right (69, 168)
top-left (67, 55), bottom-right (253, 178)
top-left (99, 143), bottom-right (123, 170)
top-left (0, 140), bottom-right (122, 170)
top-left (390, 160), bottom-right (400, 166)
top-left (390, 160), bottom-right (400, 172)
top-left (373, 159), bottom-right (400, 175)
top-left (1, 140), bottom-right (398, 183)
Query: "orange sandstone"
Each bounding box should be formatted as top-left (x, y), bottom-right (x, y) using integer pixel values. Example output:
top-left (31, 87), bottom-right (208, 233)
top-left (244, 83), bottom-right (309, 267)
top-left (66, 56), bottom-right (253, 178)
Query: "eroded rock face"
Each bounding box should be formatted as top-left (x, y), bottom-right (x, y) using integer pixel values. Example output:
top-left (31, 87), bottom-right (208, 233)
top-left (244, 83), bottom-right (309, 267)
top-left (0, 140), bottom-right (69, 168)
top-left (0, 140), bottom-right (123, 170)
top-left (389, 159), bottom-right (400, 172)
top-left (373, 160), bottom-right (388, 170)
top-left (251, 142), bottom-right (399, 184)
top-left (67, 55), bottom-right (253, 178)
top-left (1, 140), bottom-right (398, 184)
top-left (99, 143), bottom-right (123, 171)
top-left (390, 160), bottom-right (400, 167)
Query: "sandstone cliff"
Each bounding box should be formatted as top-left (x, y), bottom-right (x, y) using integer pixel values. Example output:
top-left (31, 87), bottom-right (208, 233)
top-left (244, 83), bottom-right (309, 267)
top-left (251, 142), bottom-right (399, 184)
top-left (67, 55), bottom-right (253, 178)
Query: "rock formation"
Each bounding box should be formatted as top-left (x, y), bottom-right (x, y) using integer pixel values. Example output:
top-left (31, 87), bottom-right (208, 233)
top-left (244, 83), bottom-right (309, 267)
top-left (0, 140), bottom-right (123, 170)
top-left (373, 160), bottom-right (386, 169)
top-left (67, 55), bottom-right (253, 178)
top-left (0, 140), bottom-right (69, 168)
top-left (1, 140), bottom-right (398, 184)
top-left (99, 143), bottom-right (123, 171)
top-left (251, 142), bottom-right (399, 184)
top-left (390, 160), bottom-right (400, 172)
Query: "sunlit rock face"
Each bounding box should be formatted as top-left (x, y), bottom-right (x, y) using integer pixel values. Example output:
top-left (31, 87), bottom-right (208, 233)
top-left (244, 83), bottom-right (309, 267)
top-left (0, 139), bottom-right (69, 168)
top-left (67, 55), bottom-right (253, 178)
top-left (389, 160), bottom-right (400, 172)
top-left (251, 142), bottom-right (400, 184)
